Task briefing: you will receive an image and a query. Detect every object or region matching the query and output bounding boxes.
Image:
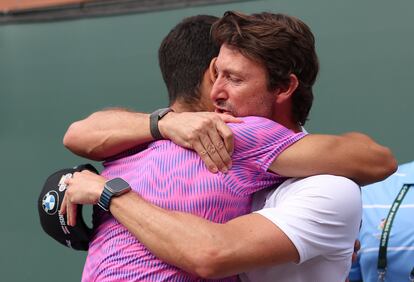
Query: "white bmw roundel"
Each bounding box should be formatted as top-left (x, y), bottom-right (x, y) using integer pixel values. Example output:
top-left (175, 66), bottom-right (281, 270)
top-left (42, 190), bottom-right (59, 215)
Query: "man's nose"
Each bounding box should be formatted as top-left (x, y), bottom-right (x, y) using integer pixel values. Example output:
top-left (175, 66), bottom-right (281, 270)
top-left (210, 76), bottom-right (227, 102)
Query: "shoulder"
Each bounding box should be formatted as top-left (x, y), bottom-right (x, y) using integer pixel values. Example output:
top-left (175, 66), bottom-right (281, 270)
top-left (299, 175), bottom-right (359, 192)
top-left (273, 175), bottom-right (360, 201)
top-left (230, 116), bottom-right (274, 126)
top-left (261, 175), bottom-right (361, 227)
top-left (228, 116), bottom-right (287, 133)
top-left (228, 116), bottom-right (304, 149)
top-left (257, 176), bottom-right (361, 262)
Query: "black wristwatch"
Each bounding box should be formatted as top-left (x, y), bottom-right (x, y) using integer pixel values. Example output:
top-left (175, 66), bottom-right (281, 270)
top-left (97, 178), bottom-right (131, 211)
top-left (149, 108), bottom-right (174, 140)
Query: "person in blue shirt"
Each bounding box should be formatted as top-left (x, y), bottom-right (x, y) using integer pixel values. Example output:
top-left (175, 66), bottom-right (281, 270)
top-left (349, 161), bottom-right (414, 282)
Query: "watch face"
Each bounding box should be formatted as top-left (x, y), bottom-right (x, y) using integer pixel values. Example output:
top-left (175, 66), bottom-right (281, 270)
top-left (107, 178), bottom-right (130, 193)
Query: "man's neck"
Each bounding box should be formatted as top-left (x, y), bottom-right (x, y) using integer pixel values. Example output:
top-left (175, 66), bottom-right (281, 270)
top-left (170, 101), bottom-right (205, 113)
top-left (272, 113), bottom-right (302, 133)
top-left (272, 100), bottom-right (302, 133)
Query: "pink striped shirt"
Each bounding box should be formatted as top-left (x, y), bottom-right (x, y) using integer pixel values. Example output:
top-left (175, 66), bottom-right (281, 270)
top-left (82, 116), bottom-right (306, 281)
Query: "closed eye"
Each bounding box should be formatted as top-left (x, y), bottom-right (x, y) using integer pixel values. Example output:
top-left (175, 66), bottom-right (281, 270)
top-left (228, 75), bottom-right (242, 84)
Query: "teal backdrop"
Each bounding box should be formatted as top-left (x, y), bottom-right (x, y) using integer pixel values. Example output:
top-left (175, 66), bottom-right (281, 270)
top-left (0, 0), bottom-right (413, 280)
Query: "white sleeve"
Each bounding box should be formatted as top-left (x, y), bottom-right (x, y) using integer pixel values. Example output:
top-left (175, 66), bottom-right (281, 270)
top-left (255, 175), bottom-right (362, 263)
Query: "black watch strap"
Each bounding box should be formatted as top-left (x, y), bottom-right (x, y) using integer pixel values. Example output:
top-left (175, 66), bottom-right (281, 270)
top-left (149, 108), bottom-right (173, 140)
top-left (97, 187), bottom-right (112, 212)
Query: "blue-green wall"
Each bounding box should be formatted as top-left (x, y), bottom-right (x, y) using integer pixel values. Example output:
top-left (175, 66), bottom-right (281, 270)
top-left (1, 1), bottom-right (413, 280)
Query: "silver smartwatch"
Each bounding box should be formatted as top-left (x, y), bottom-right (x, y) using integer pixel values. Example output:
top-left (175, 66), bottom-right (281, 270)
top-left (97, 178), bottom-right (131, 211)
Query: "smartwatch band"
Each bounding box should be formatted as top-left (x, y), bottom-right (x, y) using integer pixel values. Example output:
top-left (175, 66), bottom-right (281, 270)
top-left (97, 187), bottom-right (112, 212)
top-left (149, 108), bottom-right (174, 140)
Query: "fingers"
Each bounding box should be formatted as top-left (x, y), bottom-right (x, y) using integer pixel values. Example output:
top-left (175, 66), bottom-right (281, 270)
top-left (60, 190), bottom-right (77, 226)
top-left (192, 125), bottom-right (232, 173)
top-left (66, 200), bottom-right (77, 227)
top-left (60, 170), bottom-right (106, 226)
top-left (163, 111), bottom-right (236, 173)
top-left (193, 141), bottom-right (219, 173)
top-left (191, 115), bottom-right (234, 173)
top-left (205, 126), bottom-right (232, 171)
top-left (206, 113), bottom-right (236, 156)
top-left (215, 120), bottom-right (235, 156)
top-left (60, 194), bottom-right (67, 215)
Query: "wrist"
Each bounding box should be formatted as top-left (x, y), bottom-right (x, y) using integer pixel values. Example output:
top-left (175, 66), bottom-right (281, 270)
top-left (94, 180), bottom-right (106, 204)
top-left (158, 111), bottom-right (176, 140)
top-left (97, 178), bottom-right (131, 211)
top-left (149, 108), bottom-right (174, 140)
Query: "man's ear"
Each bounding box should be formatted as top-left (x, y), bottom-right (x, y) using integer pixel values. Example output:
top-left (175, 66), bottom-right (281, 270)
top-left (209, 57), bottom-right (218, 83)
top-left (275, 74), bottom-right (299, 103)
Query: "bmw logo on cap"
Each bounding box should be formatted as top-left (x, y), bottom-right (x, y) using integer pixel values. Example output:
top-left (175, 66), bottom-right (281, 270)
top-left (42, 190), bottom-right (59, 215)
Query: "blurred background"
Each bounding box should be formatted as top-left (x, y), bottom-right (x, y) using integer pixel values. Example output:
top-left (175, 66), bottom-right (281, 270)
top-left (1, 0), bottom-right (413, 281)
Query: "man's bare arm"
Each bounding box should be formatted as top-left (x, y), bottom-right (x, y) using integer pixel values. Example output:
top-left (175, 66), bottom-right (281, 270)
top-left (269, 132), bottom-right (397, 186)
top-left (63, 109), bottom-right (240, 172)
top-left (60, 172), bottom-right (298, 279)
top-left (111, 193), bottom-right (298, 278)
top-left (63, 109), bottom-right (151, 160)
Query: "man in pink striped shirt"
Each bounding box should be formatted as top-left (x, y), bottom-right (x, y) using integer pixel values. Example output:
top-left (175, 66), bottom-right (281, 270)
top-left (62, 13), bottom-right (396, 282)
top-left (81, 116), bottom-right (304, 281)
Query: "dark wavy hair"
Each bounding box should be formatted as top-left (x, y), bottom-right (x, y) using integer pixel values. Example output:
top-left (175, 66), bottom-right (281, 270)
top-left (212, 11), bottom-right (319, 125)
top-left (159, 15), bottom-right (219, 106)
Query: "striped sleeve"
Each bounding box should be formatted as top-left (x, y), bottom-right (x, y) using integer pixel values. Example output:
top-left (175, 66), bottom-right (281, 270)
top-left (224, 116), bottom-right (306, 196)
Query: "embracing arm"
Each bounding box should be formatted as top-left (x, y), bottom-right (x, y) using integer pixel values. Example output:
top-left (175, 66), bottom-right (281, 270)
top-left (60, 170), bottom-right (297, 278)
top-left (63, 109), bottom-right (151, 161)
top-left (270, 132), bottom-right (397, 186)
top-left (110, 193), bottom-right (297, 278)
top-left (60, 171), bottom-right (298, 279)
top-left (63, 109), bottom-right (240, 172)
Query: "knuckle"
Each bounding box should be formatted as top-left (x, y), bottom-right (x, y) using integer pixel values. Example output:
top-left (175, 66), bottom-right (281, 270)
top-left (202, 119), bottom-right (213, 127)
top-left (207, 144), bottom-right (216, 154)
top-left (65, 190), bottom-right (73, 199)
top-left (193, 126), bottom-right (203, 135)
top-left (211, 115), bottom-right (220, 122)
top-left (187, 132), bottom-right (196, 141)
top-left (216, 141), bottom-right (224, 150)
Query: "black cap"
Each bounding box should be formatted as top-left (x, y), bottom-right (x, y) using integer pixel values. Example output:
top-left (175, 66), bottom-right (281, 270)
top-left (38, 164), bottom-right (99, 251)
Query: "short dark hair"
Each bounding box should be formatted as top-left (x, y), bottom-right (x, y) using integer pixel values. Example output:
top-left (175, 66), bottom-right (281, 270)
top-left (159, 15), bottom-right (219, 106)
top-left (212, 11), bottom-right (319, 125)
